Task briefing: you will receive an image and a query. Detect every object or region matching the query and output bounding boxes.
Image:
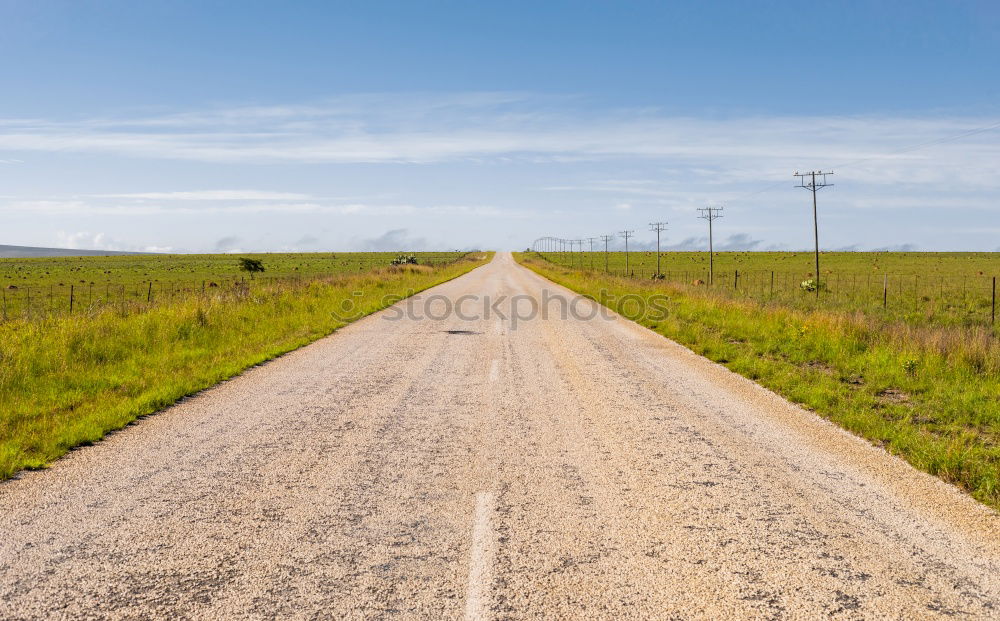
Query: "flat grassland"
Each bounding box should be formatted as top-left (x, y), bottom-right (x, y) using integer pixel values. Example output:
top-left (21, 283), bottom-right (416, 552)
top-left (0, 252), bottom-right (489, 479)
top-left (0, 252), bottom-right (467, 318)
top-left (540, 251), bottom-right (999, 326)
top-left (515, 251), bottom-right (1000, 509)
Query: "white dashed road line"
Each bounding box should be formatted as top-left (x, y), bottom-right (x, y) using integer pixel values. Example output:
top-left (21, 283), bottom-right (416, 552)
top-left (464, 491), bottom-right (497, 621)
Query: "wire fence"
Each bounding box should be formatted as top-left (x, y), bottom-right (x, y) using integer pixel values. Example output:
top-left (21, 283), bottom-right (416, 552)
top-left (536, 252), bottom-right (998, 327)
top-left (0, 253), bottom-right (471, 322)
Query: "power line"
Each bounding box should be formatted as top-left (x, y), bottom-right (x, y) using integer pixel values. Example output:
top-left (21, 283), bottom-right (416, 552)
top-left (648, 222), bottom-right (668, 277)
top-left (831, 119), bottom-right (1000, 171)
top-left (731, 119), bottom-right (1000, 204)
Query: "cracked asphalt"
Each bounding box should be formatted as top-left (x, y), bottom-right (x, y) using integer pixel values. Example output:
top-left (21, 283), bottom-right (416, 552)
top-left (1, 252), bottom-right (998, 619)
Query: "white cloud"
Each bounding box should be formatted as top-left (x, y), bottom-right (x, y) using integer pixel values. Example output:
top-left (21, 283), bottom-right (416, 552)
top-left (0, 96), bottom-right (996, 183)
top-left (2, 94), bottom-right (998, 252)
top-left (97, 190), bottom-right (314, 201)
top-left (52, 231), bottom-right (174, 252)
top-left (55, 231), bottom-right (111, 250)
top-left (0, 196), bottom-right (528, 219)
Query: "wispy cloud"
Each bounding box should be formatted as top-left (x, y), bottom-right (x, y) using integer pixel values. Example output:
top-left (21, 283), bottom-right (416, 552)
top-left (97, 190), bottom-right (314, 201)
top-left (0, 95), bottom-right (997, 186)
top-left (2, 94), bottom-right (998, 252)
top-left (0, 196), bottom-right (526, 218)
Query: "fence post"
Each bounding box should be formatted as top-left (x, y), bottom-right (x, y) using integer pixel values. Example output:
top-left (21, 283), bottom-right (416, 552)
top-left (2, 288), bottom-right (6, 320)
top-left (734, 270), bottom-right (739, 290)
top-left (69, 285), bottom-right (74, 313)
top-left (147, 281), bottom-right (152, 303)
top-left (883, 274), bottom-right (888, 309)
top-left (770, 271), bottom-right (774, 296)
top-left (992, 276), bottom-right (996, 325)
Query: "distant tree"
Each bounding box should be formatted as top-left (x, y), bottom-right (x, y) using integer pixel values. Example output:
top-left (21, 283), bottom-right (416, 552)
top-left (238, 257), bottom-right (265, 279)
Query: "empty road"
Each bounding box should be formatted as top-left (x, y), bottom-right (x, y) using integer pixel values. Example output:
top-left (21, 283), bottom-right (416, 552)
top-left (1, 253), bottom-right (998, 619)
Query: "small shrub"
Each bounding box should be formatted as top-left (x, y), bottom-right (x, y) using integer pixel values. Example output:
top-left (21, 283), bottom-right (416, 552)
top-left (390, 254), bottom-right (418, 266)
top-left (799, 278), bottom-right (828, 292)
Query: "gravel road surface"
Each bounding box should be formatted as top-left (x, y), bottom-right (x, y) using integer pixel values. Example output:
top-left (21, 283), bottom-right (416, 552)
top-left (1, 252), bottom-right (998, 619)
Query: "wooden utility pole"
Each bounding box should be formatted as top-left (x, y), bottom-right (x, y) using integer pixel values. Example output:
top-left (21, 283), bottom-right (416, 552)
top-left (649, 222), bottom-right (668, 277)
top-left (794, 171), bottom-right (834, 297)
top-left (600, 235), bottom-right (614, 273)
top-left (697, 206), bottom-right (723, 285)
top-left (585, 237), bottom-right (598, 269)
top-left (619, 230), bottom-right (636, 276)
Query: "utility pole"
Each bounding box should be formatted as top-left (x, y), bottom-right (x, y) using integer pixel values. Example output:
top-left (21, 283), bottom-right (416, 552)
top-left (794, 170), bottom-right (834, 297)
top-left (620, 230), bottom-right (635, 276)
top-left (586, 237), bottom-right (598, 269)
top-left (697, 206), bottom-right (723, 285)
top-left (600, 234), bottom-right (613, 272)
top-left (649, 221), bottom-right (668, 277)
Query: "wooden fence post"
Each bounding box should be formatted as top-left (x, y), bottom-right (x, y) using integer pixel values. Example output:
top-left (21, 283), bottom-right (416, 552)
top-left (734, 270), bottom-right (739, 290)
top-left (147, 281), bottom-right (152, 303)
top-left (883, 274), bottom-right (888, 309)
top-left (992, 276), bottom-right (996, 325)
top-left (69, 285), bottom-right (74, 313)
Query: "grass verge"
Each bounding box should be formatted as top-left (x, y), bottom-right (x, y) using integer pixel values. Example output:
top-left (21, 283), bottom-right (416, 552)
top-left (514, 252), bottom-right (1000, 510)
top-left (0, 254), bottom-right (490, 479)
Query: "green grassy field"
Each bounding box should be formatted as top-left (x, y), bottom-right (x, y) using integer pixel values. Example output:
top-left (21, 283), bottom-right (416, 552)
top-left (516, 251), bottom-right (1000, 509)
top-left (0, 252), bottom-right (490, 479)
top-left (0, 252), bottom-right (469, 318)
top-left (537, 251), bottom-right (999, 327)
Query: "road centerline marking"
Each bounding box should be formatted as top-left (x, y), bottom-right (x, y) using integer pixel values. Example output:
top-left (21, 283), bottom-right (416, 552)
top-left (464, 491), bottom-right (497, 621)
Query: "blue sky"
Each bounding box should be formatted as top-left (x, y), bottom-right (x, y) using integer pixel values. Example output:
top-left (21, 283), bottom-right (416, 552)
top-left (1, 0), bottom-right (998, 252)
